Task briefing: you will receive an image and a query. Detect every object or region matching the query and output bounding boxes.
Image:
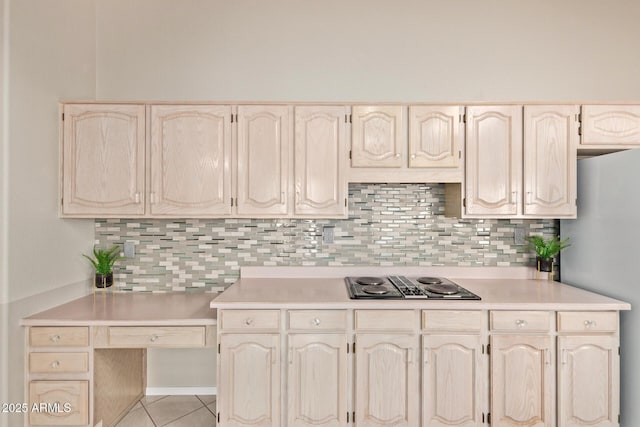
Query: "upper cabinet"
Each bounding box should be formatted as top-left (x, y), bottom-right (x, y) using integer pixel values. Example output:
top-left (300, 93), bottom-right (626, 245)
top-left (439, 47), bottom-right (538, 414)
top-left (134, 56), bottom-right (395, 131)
top-left (449, 105), bottom-right (578, 218)
top-left (351, 106), bottom-right (403, 168)
top-left (581, 105), bottom-right (640, 147)
top-left (150, 105), bottom-right (232, 217)
top-left (236, 105), bottom-right (291, 217)
top-left (61, 104), bottom-right (146, 217)
top-left (294, 106), bottom-right (348, 218)
top-left (408, 105), bottom-right (462, 169)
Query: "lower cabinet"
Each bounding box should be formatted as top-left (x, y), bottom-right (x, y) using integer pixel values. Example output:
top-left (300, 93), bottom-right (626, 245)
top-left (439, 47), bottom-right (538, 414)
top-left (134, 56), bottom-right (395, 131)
top-left (422, 335), bottom-right (483, 427)
top-left (218, 334), bottom-right (281, 427)
top-left (354, 334), bottom-right (419, 427)
top-left (29, 381), bottom-right (89, 426)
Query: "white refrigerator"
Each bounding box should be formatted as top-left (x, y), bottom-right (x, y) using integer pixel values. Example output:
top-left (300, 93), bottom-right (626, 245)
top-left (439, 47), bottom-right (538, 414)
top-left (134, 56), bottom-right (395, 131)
top-left (561, 148), bottom-right (639, 426)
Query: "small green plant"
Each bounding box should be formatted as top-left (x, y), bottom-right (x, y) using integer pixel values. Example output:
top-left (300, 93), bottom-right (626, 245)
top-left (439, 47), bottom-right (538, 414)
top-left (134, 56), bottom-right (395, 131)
top-left (83, 245), bottom-right (122, 274)
top-left (525, 235), bottom-right (571, 259)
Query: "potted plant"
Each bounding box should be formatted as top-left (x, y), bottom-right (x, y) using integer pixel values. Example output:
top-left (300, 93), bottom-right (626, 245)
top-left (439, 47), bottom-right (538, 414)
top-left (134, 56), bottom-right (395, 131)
top-left (525, 235), bottom-right (571, 272)
top-left (83, 245), bottom-right (121, 288)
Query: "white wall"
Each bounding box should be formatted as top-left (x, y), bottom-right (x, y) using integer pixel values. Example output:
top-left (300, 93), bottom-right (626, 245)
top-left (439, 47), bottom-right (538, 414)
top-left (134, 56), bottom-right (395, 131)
top-left (96, 0), bottom-right (640, 101)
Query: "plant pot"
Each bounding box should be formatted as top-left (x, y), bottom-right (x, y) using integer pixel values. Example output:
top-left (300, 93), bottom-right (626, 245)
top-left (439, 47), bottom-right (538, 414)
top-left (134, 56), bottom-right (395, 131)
top-left (536, 257), bottom-right (553, 273)
top-left (95, 273), bottom-right (113, 288)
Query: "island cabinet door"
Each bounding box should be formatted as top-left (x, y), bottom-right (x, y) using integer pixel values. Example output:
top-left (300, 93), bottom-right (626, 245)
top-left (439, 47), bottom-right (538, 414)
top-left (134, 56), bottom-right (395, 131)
top-left (558, 336), bottom-right (619, 427)
top-left (218, 334), bottom-right (280, 427)
top-left (422, 335), bottom-right (483, 427)
top-left (490, 335), bottom-right (554, 427)
top-left (354, 334), bottom-right (419, 427)
top-left (287, 334), bottom-right (348, 427)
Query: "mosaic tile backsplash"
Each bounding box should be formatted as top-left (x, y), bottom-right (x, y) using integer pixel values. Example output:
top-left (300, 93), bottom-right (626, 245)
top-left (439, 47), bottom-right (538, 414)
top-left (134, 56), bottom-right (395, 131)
top-left (95, 184), bottom-right (559, 292)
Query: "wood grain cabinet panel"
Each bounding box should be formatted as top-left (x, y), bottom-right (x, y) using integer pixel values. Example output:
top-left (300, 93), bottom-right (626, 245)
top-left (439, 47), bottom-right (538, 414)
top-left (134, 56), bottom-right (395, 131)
top-left (354, 334), bottom-right (419, 427)
top-left (490, 311), bottom-right (551, 332)
top-left (409, 106), bottom-right (462, 169)
top-left (490, 335), bottom-right (554, 427)
top-left (237, 105), bottom-right (290, 216)
top-left (29, 353), bottom-right (88, 374)
top-left (582, 105), bottom-right (640, 145)
top-left (558, 335), bottom-right (619, 427)
top-left (288, 310), bottom-right (347, 331)
top-left (523, 105), bottom-right (578, 217)
top-left (218, 334), bottom-right (280, 427)
top-left (422, 310), bottom-right (482, 332)
top-left (351, 106), bottom-right (404, 168)
top-left (29, 381), bottom-right (89, 426)
top-left (220, 310), bottom-right (280, 331)
top-left (557, 311), bottom-right (618, 332)
top-left (108, 326), bottom-right (205, 348)
top-left (294, 106), bottom-right (348, 217)
top-left (150, 105), bottom-right (232, 216)
top-left (422, 335), bottom-right (483, 427)
top-left (287, 334), bottom-right (348, 427)
top-left (30, 327), bottom-right (89, 348)
top-left (61, 104), bottom-right (145, 217)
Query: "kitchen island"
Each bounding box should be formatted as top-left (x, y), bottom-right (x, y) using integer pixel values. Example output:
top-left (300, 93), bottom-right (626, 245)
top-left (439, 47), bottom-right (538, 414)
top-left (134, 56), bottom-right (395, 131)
top-left (212, 267), bottom-right (630, 427)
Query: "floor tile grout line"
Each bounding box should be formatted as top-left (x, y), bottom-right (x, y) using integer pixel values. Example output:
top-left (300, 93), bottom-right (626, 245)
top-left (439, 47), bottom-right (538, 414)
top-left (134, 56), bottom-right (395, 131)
top-left (140, 400), bottom-right (159, 427)
top-left (157, 404), bottom-right (208, 427)
top-left (142, 395), bottom-right (169, 409)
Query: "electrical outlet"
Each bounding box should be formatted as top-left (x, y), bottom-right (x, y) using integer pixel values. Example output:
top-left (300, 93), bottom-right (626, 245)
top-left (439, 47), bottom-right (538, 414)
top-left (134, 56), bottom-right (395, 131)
top-left (124, 241), bottom-right (135, 258)
top-left (514, 228), bottom-right (526, 245)
top-left (322, 226), bottom-right (334, 244)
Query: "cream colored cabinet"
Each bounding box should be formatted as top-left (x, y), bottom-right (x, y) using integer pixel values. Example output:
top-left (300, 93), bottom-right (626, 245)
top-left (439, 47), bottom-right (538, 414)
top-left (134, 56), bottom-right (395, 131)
top-left (218, 334), bottom-right (281, 427)
top-left (490, 334), bottom-right (554, 427)
top-left (523, 105), bottom-right (578, 217)
top-left (452, 105), bottom-right (577, 218)
top-left (287, 334), bottom-right (348, 427)
top-left (150, 105), bottom-right (232, 216)
top-left (351, 106), bottom-right (404, 168)
top-left (409, 106), bottom-right (462, 169)
top-left (354, 334), bottom-right (419, 427)
top-left (237, 105), bottom-right (291, 216)
top-left (581, 105), bottom-right (640, 147)
top-left (61, 104), bottom-right (145, 217)
top-left (294, 106), bottom-right (348, 217)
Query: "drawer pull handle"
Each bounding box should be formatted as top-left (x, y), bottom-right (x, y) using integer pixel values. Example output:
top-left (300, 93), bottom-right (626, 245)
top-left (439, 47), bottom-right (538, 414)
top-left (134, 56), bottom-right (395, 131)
top-left (395, 153), bottom-right (401, 158)
top-left (150, 334), bottom-right (159, 342)
top-left (50, 361), bottom-right (60, 369)
top-left (312, 318), bottom-right (321, 326)
top-left (584, 320), bottom-right (597, 328)
top-left (244, 318), bottom-right (254, 326)
top-left (410, 154), bottom-right (416, 159)
top-left (515, 319), bottom-right (528, 328)
top-left (50, 335), bottom-right (61, 343)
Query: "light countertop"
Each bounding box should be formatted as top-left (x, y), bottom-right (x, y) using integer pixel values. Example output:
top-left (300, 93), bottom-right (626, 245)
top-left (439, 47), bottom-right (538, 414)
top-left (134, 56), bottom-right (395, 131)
top-left (21, 292), bottom-right (218, 326)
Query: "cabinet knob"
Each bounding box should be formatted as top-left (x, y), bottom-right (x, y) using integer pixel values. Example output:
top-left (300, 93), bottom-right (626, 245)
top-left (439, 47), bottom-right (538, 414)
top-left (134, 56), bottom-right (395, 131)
top-left (395, 153), bottom-right (401, 158)
top-left (244, 318), bottom-right (254, 326)
top-left (50, 335), bottom-right (61, 343)
top-left (515, 319), bottom-right (528, 328)
top-left (50, 361), bottom-right (60, 369)
top-left (584, 320), bottom-right (597, 328)
top-left (410, 154), bottom-right (416, 159)
top-left (312, 318), bottom-right (321, 326)
top-left (150, 334), bottom-right (159, 342)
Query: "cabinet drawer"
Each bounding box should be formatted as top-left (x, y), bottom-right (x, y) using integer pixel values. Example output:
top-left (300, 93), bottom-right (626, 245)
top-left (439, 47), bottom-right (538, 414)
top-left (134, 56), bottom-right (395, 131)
top-left (30, 327), bottom-right (89, 347)
top-left (557, 311), bottom-right (618, 332)
top-left (220, 310), bottom-right (280, 330)
top-left (108, 326), bottom-right (205, 347)
top-left (422, 310), bottom-right (483, 332)
top-left (288, 310), bottom-right (347, 330)
top-left (29, 381), bottom-right (89, 426)
top-left (490, 311), bottom-right (551, 332)
top-left (355, 310), bottom-right (415, 330)
top-left (29, 353), bottom-right (88, 374)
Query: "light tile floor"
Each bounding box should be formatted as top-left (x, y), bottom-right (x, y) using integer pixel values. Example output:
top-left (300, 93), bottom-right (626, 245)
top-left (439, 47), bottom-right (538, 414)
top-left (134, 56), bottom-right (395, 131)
top-left (115, 395), bottom-right (216, 427)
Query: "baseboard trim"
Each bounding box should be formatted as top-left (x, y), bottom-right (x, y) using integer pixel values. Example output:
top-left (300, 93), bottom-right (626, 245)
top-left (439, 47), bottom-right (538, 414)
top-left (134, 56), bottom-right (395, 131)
top-left (145, 386), bottom-right (217, 396)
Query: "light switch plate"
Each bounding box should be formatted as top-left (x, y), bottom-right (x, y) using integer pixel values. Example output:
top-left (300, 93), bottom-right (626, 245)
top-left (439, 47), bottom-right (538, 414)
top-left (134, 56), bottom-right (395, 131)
top-left (322, 226), bottom-right (334, 244)
top-left (124, 241), bottom-right (135, 258)
top-left (514, 228), bottom-right (525, 245)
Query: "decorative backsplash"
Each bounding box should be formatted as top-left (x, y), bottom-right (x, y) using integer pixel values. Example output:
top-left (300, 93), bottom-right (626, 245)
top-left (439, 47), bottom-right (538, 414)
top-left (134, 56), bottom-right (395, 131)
top-left (95, 184), bottom-right (558, 292)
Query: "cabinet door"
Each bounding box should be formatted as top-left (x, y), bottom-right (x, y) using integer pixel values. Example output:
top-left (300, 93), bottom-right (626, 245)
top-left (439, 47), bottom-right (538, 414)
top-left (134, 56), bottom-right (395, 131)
top-left (422, 335), bottom-right (483, 427)
top-left (150, 105), bottom-right (232, 216)
top-left (355, 334), bottom-right (419, 427)
top-left (218, 334), bottom-right (280, 427)
top-left (294, 106), bottom-right (347, 217)
top-left (465, 106), bottom-right (522, 216)
top-left (237, 105), bottom-right (290, 216)
top-left (288, 334), bottom-right (348, 427)
top-left (523, 106), bottom-right (578, 217)
top-left (29, 381), bottom-right (89, 426)
top-left (351, 106), bottom-right (404, 168)
top-left (558, 336), bottom-right (619, 427)
top-left (491, 335), bottom-right (554, 427)
top-left (582, 105), bottom-right (640, 145)
top-left (62, 104), bottom-right (145, 216)
top-left (409, 106), bottom-right (462, 169)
